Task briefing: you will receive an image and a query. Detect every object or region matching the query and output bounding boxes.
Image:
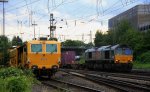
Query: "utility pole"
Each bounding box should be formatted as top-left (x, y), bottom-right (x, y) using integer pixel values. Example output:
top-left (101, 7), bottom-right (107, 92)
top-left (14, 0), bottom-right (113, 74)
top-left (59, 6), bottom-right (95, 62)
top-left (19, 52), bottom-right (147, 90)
top-left (20, 21), bottom-right (23, 40)
top-left (0, 0), bottom-right (8, 35)
top-left (32, 21), bottom-right (37, 40)
top-left (38, 27), bottom-right (40, 39)
top-left (82, 33), bottom-right (84, 42)
top-left (0, 0), bottom-right (8, 65)
top-left (49, 13), bottom-right (56, 39)
top-left (90, 31), bottom-right (92, 43)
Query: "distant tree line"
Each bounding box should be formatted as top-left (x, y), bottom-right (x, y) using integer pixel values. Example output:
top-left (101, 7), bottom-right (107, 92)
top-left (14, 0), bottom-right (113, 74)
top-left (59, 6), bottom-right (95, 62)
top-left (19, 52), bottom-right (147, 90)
top-left (62, 39), bottom-right (93, 48)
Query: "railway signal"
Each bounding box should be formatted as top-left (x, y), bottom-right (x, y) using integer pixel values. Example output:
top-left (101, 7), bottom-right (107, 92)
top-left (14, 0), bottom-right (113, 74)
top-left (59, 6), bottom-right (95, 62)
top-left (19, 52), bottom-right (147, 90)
top-left (49, 13), bottom-right (56, 39)
top-left (32, 21), bottom-right (37, 40)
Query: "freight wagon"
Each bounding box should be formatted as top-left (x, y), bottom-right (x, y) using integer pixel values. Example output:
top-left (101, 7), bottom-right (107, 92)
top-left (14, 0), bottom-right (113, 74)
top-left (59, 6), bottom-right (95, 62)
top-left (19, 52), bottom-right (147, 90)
top-left (61, 51), bottom-right (76, 68)
top-left (61, 51), bottom-right (85, 69)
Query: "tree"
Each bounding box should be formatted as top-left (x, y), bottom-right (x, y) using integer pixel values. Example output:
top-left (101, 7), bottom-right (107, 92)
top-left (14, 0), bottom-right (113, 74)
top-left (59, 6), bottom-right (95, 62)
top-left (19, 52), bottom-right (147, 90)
top-left (85, 42), bottom-right (94, 48)
top-left (113, 20), bottom-right (132, 44)
top-left (0, 36), bottom-right (11, 65)
top-left (62, 40), bottom-right (85, 47)
top-left (12, 36), bottom-right (23, 46)
top-left (94, 30), bottom-right (106, 47)
top-left (11, 36), bottom-right (17, 46)
top-left (143, 30), bottom-right (150, 50)
top-left (104, 30), bottom-right (114, 45)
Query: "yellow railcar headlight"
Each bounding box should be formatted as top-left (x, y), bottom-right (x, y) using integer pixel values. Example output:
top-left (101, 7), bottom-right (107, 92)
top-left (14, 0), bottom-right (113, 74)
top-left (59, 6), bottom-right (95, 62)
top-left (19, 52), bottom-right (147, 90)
top-left (58, 58), bottom-right (61, 64)
top-left (115, 60), bottom-right (119, 63)
top-left (27, 59), bottom-right (30, 64)
top-left (128, 60), bottom-right (133, 63)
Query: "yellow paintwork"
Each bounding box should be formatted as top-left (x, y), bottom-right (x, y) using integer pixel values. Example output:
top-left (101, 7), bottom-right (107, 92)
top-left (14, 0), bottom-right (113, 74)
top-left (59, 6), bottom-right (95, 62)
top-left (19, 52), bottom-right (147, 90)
top-left (8, 40), bottom-right (61, 70)
top-left (9, 48), bottom-right (18, 67)
top-left (27, 40), bottom-right (61, 69)
top-left (115, 55), bottom-right (133, 63)
top-left (9, 46), bottom-right (27, 67)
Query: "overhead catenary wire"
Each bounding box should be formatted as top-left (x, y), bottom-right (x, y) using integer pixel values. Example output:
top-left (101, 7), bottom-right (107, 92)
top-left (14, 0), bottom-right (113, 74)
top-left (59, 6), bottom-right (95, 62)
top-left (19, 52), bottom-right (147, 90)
top-left (0, 0), bottom-right (141, 30)
top-left (5, 0), bottom-right (41, 13)
top-left (0, 0), bottom-right (142, 23)
top-left (2, 0), bottom-right (142, 29)
top-left (0, 0), bottom-right (146, 41)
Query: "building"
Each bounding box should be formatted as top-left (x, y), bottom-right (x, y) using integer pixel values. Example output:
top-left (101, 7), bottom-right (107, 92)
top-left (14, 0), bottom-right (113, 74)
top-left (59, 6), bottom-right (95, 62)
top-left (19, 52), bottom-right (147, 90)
top-left (109, 4), bottom-right (150, 31)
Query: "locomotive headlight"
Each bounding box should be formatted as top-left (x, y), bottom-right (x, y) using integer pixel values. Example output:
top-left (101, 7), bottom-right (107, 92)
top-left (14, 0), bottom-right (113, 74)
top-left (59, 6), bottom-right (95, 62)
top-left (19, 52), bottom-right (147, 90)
top-left (128, 60), bottom-right (133, 63)
top-left (58, 58), bottom-right (61, 64)
top-left (27, 59), bottom-right (30, 64)
top-left (31, 65), bottom-right (38, 69)
top-left (52, 65), bottom-right (58, 69)
top-left (115, 60), bottom-right (119, 63)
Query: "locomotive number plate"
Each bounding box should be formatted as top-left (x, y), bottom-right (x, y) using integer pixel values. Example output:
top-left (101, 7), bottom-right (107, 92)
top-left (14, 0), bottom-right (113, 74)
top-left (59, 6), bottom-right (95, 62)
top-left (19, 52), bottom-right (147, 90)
top-left (41, 58), bottom-right (47, 61)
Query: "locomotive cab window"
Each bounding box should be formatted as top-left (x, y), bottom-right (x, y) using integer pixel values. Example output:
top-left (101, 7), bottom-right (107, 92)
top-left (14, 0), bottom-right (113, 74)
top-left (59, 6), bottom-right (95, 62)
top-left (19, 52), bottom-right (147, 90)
top-left (88, 52), bottom-right (92, 59)
top-left (31, 44), bottom-right (42, 52)
top-left (124, 48), bottom-right (132, 55)
top-left (116, 48), bottom-right (132, 55)
top-left (46, 44), bottom-right (57, 53)
top-left (105, 51), bottom-right (110, 59)
top-left (116, 48), bottom-right (123, 55)
top-left (111, 50), bottom-right (114, 58)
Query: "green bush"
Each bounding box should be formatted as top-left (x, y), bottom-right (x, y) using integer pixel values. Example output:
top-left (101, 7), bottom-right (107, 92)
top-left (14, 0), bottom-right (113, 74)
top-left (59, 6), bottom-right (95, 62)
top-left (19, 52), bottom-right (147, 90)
top-left (22, 69), bottom-right (34, 77)
top-left (0, 67), bottom-right (24, 79)
top-left (0, 67), bottom-right (35, 92)
top-left (6, 76), bottom-right (31, 92)
top-left (133, 61), bottom-right (150, 69)
top-left (0, 79), bottom-right (7, 92)
top-left (138, 51), bottom-right (150, 63)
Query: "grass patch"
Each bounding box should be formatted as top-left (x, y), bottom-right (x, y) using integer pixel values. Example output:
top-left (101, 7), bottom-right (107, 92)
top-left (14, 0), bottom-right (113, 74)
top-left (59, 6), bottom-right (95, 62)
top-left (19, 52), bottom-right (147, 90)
top-left (133, 61), bottom-right (150, 69)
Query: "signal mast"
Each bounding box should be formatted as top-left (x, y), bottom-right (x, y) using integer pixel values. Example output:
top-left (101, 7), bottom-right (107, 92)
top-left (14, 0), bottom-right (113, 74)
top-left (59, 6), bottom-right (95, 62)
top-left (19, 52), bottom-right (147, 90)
top-left (49, 13), bottom-right (56, 39)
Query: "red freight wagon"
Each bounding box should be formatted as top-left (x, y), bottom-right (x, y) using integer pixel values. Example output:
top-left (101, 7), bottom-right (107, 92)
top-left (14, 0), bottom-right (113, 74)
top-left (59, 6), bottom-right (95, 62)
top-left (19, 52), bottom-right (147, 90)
top-left (61, 51), bottom-right (76, 68)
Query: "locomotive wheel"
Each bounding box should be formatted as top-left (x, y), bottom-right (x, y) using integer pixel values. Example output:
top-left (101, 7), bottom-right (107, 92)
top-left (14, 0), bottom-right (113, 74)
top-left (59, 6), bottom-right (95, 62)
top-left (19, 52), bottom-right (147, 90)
top-left (93, 64), bottom-right (97, 70)
top-left (111, 64), bottom-right (115, 71)
top-left (107, 64), bottom-right (112, 71)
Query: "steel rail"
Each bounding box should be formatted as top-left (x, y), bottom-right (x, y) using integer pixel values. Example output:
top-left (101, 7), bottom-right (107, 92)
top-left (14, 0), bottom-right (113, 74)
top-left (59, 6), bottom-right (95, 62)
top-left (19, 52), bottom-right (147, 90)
top-left (52, 79), bottom-right (104, 92)
top-left (60, 69), bottom-right (150, 81)
top-left (42, 81), bottom-right (71, 92)
top-left (42, 79), bottom-right (103, 92)
top-left (60, 69), bottom-right (150, 92)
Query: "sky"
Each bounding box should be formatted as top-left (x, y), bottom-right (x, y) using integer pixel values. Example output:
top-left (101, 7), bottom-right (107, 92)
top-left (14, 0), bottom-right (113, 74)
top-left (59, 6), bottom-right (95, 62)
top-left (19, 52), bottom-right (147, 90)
top-left (0, 0), bottom-right (149, 43)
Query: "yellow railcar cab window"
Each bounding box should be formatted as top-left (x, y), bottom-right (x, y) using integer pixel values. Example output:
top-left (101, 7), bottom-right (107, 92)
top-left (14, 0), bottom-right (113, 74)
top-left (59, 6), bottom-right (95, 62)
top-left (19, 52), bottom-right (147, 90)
top-left (31, 44), bottom-right (42, 52)
top-left (46, 44), bottom-right (57, 53)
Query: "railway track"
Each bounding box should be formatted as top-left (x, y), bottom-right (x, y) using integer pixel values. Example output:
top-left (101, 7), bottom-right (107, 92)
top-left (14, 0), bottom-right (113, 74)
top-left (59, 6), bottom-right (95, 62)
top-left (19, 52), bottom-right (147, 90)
top-left (131, 69), bottom-right (150, 76)
top-left (60, 69), bottom-right (150, 92)
top-left (60, 69), bottom-right (150, 81)
top-left (41, 78), bottom-right (103, 92)
top-left (87, 70), bottom-right (150, 81)
top-left (42, 80), bottom-right (70, 92)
